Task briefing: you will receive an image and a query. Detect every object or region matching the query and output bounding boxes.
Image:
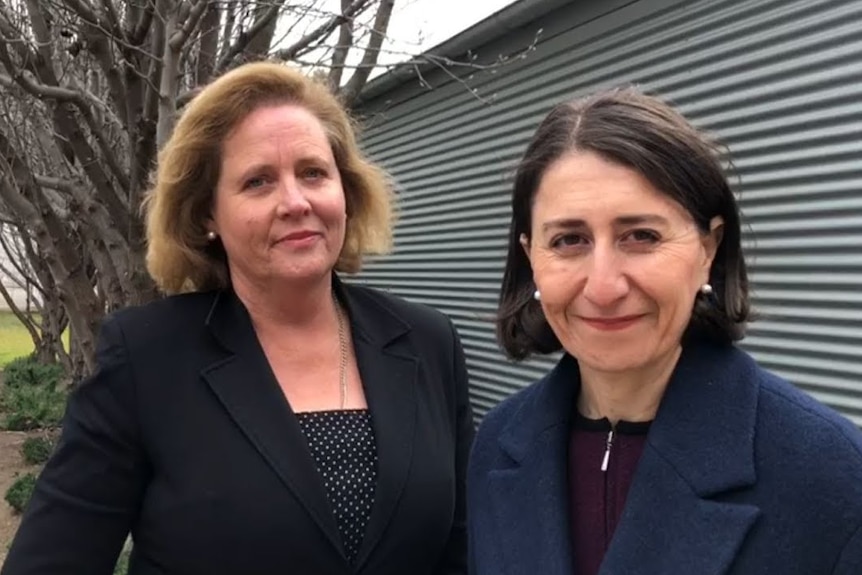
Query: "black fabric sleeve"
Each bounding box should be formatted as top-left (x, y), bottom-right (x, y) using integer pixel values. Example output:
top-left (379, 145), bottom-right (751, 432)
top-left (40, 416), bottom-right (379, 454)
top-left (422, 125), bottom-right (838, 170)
top-left (434, 319), bottom-right (475, 575)
top-left (2, 315), bottom-right (149, 575)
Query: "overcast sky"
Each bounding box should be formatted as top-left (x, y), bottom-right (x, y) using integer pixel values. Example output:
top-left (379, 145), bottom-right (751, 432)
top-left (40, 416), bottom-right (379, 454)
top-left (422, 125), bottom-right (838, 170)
top-left (382, 0), bottom-right (516, 60)
top-left (274, 0), bottom-right (516, 79)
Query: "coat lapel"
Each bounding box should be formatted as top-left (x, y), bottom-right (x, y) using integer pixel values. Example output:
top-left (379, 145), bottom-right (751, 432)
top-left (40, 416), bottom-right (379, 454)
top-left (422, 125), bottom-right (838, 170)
top-left (200, 289), bottom-right (345, 557)
top-left (489, 355), bottom-right (580, 575)
top-left (486, 343), bottom-right (764, 575)
top-left (200, 281), bottom-right (423, 569)
top-left (342, 284), bottom-right (418, 570)
top-left (600, 343), bottom-right (763, 575)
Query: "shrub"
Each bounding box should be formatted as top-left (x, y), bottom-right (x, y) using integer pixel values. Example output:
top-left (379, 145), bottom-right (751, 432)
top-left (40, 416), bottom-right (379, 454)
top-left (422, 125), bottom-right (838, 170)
top-left (4, 472), bottom-right (37, 514)
top-left (0, 355), bottom-right (68, 430)
top-left (3, 355), bottom-right (65, 388)
top-left (21, 435), bottom-right (55, 465)
top-left (1, 380), bottom-right (67, 431)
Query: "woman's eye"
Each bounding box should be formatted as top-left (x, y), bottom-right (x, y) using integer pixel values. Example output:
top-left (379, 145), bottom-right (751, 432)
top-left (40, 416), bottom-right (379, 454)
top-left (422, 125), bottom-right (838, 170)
top-left (551, 234), bottom-right (586, 248)
top-left (626, 229), bottom-right (660, 243)
top-left (303, 167), bottom-right (326, 180)
top-left (243, 176), bottom-right (268, 189)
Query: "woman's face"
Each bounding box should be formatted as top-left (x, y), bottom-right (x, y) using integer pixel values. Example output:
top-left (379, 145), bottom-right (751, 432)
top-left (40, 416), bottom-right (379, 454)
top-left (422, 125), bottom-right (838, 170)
top-left (522, 151), bottom-right (722, 378)
top-left (209, 104), bottom-right (347, 292)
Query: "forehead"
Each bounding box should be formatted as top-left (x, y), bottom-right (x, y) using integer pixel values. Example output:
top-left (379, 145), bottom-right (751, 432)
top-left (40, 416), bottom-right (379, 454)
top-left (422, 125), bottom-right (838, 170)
top-left (532, 151), bottom-right (692, 225)
top-left (224, 104), bottom-right (331, 149)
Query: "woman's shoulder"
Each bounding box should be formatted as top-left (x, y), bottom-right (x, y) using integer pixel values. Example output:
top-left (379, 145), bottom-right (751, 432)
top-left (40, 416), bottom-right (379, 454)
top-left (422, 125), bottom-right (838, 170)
top-left (471, 366), bottom-right (562, 458)
top-left (105, 290), bottom-right (219, 343)
top-left (755, 366), bottom-right (862, 463)
top-left (344, 283), bottom-right (454, 336)
top-left (111, 289), bottom-right (217, 322)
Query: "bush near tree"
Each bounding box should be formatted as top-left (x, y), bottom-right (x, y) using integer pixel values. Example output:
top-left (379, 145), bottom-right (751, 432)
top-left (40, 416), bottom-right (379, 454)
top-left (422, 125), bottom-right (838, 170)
top-left (21, 435), bottom-right (55, 465)
top-left (0, 355), bottom-right (67, 432)
top-left (2, 354), bottom-right (129, 572)
top-left (4, 472), bottom-right (37, 515)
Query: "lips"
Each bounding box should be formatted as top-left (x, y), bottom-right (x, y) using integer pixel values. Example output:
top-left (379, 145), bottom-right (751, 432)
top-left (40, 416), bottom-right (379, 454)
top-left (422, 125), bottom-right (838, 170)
top-left (275, 230), bottom-right (321, 244)
top-left (580, 315), bottom-right (645, 331)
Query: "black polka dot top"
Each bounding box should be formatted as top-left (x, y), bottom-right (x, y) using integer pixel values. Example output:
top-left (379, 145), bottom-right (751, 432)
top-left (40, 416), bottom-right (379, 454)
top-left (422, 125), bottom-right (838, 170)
top-left (295, 409), bottom-right (378, 564)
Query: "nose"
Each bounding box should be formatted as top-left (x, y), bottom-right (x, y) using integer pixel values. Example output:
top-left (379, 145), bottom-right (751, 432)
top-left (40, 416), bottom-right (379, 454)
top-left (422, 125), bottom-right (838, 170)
top-left (581, 248), bottom-right (629, 308)
top-left (275, 176), bottom-right (311, 217)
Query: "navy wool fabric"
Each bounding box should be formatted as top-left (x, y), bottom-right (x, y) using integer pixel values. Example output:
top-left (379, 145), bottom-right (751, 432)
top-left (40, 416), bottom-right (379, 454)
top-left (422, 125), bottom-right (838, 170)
top-left (467, 342), bottom-right (862, 575)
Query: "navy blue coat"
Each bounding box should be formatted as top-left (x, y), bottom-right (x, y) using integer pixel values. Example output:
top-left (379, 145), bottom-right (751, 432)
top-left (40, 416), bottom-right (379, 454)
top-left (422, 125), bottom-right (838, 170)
top-left (467, 342), bottom-right (862, 574)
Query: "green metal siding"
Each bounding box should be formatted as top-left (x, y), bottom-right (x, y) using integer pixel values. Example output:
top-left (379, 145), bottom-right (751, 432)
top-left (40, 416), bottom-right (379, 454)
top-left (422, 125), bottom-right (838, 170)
top-left (355, 0), bottom-right (862, 424)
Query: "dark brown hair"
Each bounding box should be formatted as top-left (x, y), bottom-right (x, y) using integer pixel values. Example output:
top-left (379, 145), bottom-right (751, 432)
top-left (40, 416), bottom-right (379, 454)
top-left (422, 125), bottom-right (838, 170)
top-left (497, 87), bottom-right (751, 360)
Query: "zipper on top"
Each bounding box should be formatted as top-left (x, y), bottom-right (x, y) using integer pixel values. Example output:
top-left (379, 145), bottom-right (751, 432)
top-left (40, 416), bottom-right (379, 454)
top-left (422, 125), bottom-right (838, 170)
top-left (600, 428), bottom-right (615, 471)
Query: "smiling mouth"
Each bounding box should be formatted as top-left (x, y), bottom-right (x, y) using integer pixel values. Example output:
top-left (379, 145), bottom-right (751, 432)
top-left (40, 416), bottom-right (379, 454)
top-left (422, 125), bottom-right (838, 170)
top-left (580, 315), bottom-right (645, 331)
top-left (276, 231), bottom-right (320, 244)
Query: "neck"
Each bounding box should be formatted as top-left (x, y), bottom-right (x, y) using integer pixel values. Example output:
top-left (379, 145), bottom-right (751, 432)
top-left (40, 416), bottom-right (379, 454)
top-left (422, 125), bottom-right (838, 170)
top-left (577, 345), bottom-right (682, 425)
top-left (232, 273), bottom-right (336, 328)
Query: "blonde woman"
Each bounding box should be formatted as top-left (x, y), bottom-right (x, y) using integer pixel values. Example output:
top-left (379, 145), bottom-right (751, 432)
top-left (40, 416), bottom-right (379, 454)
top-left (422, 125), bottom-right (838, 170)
top-left (4, 62), bottom-right (472, 575)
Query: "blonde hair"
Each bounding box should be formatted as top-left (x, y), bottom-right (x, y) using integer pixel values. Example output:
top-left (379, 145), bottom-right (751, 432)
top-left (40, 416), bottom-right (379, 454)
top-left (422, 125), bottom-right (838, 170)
top-left (143, 61), bottom-right (393, 294)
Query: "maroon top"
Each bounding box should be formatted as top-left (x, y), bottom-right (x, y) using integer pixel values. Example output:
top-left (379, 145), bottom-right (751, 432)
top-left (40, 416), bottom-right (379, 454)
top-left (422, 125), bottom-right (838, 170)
top-left (568, 413), bottom-right (650, 575)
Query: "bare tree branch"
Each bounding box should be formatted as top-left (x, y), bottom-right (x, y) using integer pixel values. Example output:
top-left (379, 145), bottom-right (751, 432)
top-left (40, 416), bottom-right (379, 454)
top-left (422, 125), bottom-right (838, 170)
top-left (195, 0), bottom-right (220, 84)
top-left (59, 0), bottom-right (101, 26)
top-left (0, 70), bottom-right (83, 102)
top-left (218, 0), bottom-right (238, 64)
top-left (22, 0), bottom-right (55, 65)
top-left (0, 225), bottom-right (41, 295)
top-left (169, 0), bottom-right (209, 51)
top-left (0, 128), bottom-right (104, 370)
top-left (0, 41), bottom-right (130, 198)
top-left (0, 276), bottom-right (42, 347)
top-left (19, 229), bottom-right (51, 300)
top-left (214, 1), bottom-right (282, 74)
top-left (273, 0), bottom-right (374, 62)
top-left (34, 175), bottom-right (78, 194)
top-left (70, 16), bottom-right (131, 129)
top-left (341, 0), bottom-right (393, 103)
top-left (130, 0), bottom-right (155, 45)
top-left (99, 0), bottom-right (126, 42)
top-left (67, 75), bottom-right (125, 133)
top-left (329, 0), bottom-right (353, 89)
top-left (156, 0), bottom-right (182, 148)
top-left (0, 8), bottom-right (40, 75)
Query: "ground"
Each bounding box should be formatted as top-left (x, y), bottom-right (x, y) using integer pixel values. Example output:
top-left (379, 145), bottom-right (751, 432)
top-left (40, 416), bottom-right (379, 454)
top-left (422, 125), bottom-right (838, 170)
top-left (0, 429), bottom-right (41, 567)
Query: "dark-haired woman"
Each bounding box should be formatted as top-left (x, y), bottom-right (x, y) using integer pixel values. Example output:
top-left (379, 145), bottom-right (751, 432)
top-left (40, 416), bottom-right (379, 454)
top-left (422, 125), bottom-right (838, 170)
top-left (467, 88), bottom-right (862, 575)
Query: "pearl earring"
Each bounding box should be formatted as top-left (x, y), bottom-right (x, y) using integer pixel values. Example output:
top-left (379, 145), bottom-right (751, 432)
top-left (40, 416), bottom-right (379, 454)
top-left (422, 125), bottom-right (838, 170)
top-left (533, 289), bottom-right (541, 301)
top-left (700, 283), bottom-right (713, 295)
top-left (206, 231), bottom-right (217, 241)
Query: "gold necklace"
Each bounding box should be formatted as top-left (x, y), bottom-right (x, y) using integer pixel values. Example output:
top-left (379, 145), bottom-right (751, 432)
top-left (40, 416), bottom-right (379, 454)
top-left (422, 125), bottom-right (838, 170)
top-left (334, 294), bottom-right (347, 409)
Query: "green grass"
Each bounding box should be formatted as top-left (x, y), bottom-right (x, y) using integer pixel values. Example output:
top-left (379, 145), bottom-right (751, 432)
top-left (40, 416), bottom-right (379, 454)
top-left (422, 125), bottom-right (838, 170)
top-left (0, 311), bottom-right (71, 369)
top-left (0, 312), bottom-right (35, 368)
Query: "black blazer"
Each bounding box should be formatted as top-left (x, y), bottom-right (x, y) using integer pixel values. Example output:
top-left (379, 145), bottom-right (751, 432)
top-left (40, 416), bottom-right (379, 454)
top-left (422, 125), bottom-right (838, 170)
top-left (3, 280), bottom-right (474, 575)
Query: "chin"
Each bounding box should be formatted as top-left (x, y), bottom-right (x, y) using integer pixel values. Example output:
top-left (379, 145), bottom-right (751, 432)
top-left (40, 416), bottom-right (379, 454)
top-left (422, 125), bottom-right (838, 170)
top-left (272, 256), bottom-right (336, 281)
top-left (574, 345), bottom-right (656, 374)
top-left (265, 268), bottom-right (328, 287)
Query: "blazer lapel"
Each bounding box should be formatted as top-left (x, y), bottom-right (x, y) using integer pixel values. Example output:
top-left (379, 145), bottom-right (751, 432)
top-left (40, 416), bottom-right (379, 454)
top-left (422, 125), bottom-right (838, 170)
top-left (600, 343), bottom-right (763, 575)
top-left (200, 290), bottom-right (344, 557)
top-left (338, 282), bottom-right (418, 571)
top-left (489, 355), bottom-right (580, 575)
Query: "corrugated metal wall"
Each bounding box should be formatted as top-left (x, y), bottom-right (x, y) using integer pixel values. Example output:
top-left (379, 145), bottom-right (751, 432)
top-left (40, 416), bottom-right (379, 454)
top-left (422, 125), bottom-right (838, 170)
top-left (354, 0), bottom-right (862, 425)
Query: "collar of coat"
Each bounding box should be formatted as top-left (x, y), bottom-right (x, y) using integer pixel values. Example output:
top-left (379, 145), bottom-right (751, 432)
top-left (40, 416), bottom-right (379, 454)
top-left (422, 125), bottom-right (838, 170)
top-left (487, 341), bottom-right (762, 575)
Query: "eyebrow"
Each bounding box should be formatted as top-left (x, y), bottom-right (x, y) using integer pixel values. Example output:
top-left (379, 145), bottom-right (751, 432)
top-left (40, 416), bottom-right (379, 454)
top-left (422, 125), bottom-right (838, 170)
top-left (231, 154), bottom-right (332, 180)
top-left (232, 163), bottom-right (271, 184)
top-left (541, 214), bottom-right (670, 232)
